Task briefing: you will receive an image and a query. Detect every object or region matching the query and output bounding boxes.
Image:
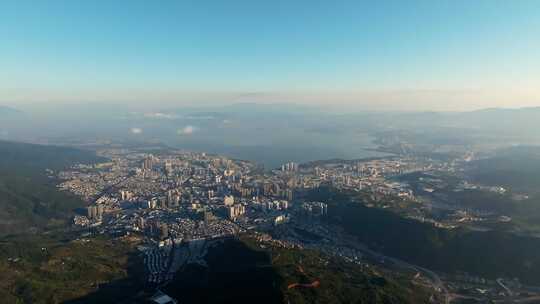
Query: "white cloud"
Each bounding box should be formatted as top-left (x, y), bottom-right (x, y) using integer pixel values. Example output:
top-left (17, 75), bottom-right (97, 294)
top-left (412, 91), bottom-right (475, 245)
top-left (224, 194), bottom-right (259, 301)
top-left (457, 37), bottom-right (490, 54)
top-left (143, 112), bottom-right (179, 119)
top-left (177, 125), bottom-right (197, 135)
top-left (130, 127), bottom-right (143, 134)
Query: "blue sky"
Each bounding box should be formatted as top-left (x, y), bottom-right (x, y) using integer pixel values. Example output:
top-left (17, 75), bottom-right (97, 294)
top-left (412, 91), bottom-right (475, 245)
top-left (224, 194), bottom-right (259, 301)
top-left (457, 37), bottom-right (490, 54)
top-left (1, 0), bottom-right (540, 110)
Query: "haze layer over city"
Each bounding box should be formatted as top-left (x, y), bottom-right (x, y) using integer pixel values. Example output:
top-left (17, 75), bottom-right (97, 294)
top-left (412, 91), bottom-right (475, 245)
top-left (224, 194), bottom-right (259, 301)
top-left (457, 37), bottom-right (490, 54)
top-left (1, 1), bottom-right (540, 304)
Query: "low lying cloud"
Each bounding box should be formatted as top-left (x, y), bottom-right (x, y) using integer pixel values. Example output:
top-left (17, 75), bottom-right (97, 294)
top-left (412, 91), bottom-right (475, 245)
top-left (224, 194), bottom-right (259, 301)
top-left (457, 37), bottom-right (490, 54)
top-left (185, 115), bottom-right (215, 120)
top-left (130, 127), bottom-right (143, 134)
top-left (143, 112), bottom-right (179, 119)
top-left (177, 125), bottom-right (197, 135)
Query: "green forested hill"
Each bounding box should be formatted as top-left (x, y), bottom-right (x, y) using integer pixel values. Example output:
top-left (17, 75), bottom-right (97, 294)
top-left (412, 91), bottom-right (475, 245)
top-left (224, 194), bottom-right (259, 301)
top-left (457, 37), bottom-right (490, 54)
top-left (0, 142), bottom-right (141, 304)
top-left (0, 233), bottom-right (143, 304)
top-left (162, 237), bottom-right (432, 304)
top-left (0, 140), bottom-right (104, 234)
top-left (0, 140), bottom-right (103, 171)
top-left (308, 187), bottom-right (540, 285)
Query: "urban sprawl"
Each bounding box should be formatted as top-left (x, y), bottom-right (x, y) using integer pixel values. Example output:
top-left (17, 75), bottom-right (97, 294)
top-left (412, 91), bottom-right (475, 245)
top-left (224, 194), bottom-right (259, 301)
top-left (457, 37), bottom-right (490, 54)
top-left (54, 148), bottom-right (539, 303)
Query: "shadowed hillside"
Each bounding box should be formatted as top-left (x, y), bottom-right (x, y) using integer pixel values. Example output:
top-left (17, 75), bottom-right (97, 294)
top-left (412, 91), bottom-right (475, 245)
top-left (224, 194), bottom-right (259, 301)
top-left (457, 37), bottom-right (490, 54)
top-left (0, 141), bottom-right (105, 234)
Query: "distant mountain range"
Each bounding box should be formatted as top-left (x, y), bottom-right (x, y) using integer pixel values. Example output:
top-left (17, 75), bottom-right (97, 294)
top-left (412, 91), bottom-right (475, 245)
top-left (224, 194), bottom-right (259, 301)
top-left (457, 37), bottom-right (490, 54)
top-left (370, 106), bottom-right (540, 139)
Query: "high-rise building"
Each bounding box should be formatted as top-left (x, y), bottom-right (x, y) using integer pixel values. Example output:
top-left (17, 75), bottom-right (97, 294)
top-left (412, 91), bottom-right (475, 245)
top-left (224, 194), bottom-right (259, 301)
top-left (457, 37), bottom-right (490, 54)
top-left (146, 198), bottom-right (158, 209)
top-left (300, 202), bottom-right (328, 218)
top-left (274, 214), bottom-right (289, 225)
top-left (224, 195), bottom-right (235, 206)
top-left (281, 162), bottom-right (299, 172)
top-left (204, 211), bottom-right (215, 224)
top-left (164, 160), bottom-right (173, 175)
top-left (120, 190), bottom-right (132, 201)
top-left (228, 204), bottom-right (245, 220)
top-left (137, 217), bottom-right (145, 229)
top-left (166, 190), bottom-right (181, 207)
top-left (285, 189), bottom-right (294, 201)
top-left (142, 155), bottom-right (154, 171)
top-left (97, 204), bottom-right (105, 219)
top-left (160, 223), bottom-right (169, 240)
top-left (159, 197), bottom-right (168, 209)
top-left (87, 205), bottom-right (103, 220)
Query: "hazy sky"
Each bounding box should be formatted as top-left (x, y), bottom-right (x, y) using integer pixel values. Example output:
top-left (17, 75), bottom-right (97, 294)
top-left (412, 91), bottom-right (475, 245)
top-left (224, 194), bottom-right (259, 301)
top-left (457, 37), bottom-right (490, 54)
top-left (1, 0), bottom-right (540, 111)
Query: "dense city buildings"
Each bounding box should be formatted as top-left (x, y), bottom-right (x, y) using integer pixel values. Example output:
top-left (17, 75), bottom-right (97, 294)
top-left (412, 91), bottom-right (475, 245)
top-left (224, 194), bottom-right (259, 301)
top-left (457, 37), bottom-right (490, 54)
top-left (57, 147), bottom-right (521, 239)
top-left (54, 146), bottom-right (540, 303)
